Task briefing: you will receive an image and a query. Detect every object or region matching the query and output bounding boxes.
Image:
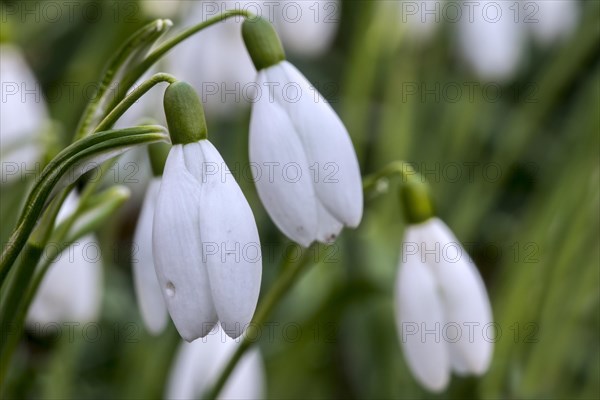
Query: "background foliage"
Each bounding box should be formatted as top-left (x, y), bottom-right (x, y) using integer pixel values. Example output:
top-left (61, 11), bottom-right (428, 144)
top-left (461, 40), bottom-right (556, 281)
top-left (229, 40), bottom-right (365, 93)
top-left (1, 0), bottom-right (598, 398)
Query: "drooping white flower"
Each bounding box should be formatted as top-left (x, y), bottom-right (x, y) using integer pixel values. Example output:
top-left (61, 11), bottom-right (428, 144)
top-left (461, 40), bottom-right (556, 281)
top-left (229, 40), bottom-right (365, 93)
top-left (528, 0), bottom-right (579, 46)
top-left (132, 177), bottom-right (168, 334)
top-left (395, 217), bottom-right (493, 392)
top-left (0, 45), bottom-right (48, 177)
top-left (249, 60), bottom-right (363, 246)
top-left (166, 325), bottom-right (265, 400)
top-left (457, 0), bottom-right (524, 81)
top-left (243, 17), bottom-right (362, 247)
top-left (27, 191), bottom-right (103, 326)
top-left (152, 140), bottom-right (262, 341)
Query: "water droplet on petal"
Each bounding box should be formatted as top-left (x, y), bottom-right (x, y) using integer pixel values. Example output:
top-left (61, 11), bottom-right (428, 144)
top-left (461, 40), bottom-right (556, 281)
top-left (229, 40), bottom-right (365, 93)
top-left (165, 281), bottom-right (175, 297)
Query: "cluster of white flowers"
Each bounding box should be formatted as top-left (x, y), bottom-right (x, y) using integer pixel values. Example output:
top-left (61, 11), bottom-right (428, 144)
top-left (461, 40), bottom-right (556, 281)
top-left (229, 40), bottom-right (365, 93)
top-left (125, 16), bottom-right (361, 396)
top-left (0, 8), bottom-right (501, 395)
top-left (132, 18), bottom-right (363, 343)
top-left (400, 0), bottom-right (579, 80)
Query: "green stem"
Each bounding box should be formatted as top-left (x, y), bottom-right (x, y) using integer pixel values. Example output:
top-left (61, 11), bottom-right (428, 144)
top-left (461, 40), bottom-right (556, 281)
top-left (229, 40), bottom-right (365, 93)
top-left (75, 19), bottom-right (173, 139)
top-left (362, 160), bottom-right (415, 194)
top-left (0, 175), bottom-right (130, 382)
top-left (0, 126), bottom-right (167, 286)
top-left (204, 245), bottom-right (314, 400)
top-left (0, 243), bottom-right (43, 382)
top-left (94, 73), bottom-right (178, 133)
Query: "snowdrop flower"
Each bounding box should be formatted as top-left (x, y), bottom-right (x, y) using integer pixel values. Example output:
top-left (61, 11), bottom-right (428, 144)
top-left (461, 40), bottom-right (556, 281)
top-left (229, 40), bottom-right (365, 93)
top-left (394, 180), bottom-right (493, 391)
top-left (271, 0), bottom-right (340, 57)
top-left (132, 142), bottom-right (171, 335)
top-left (243, 17), bottom-right (363, 247)
top-left (133, 178), bottom-right (168, 334)
top-left (457, 0), bottom-right (524, 81)
top-left (0, 45), bottom-right (48, 179)
top-left (153, 81), bottom-right (261, 341)
top-left (27, 191), bottom-right (103, 326)
top-left (528, 0), bottom-right (579, 46)
top-left (166, 326), bottom-right (265, 400)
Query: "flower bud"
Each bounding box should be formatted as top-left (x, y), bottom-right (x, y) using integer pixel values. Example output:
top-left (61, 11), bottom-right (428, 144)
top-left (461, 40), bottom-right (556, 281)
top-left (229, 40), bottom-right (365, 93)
top-left (400, 179), bottom-right (434, 224)
top-left (242, 17), bottom-right (285, 71)
top-left (163, 81), bottom-right (207, 144)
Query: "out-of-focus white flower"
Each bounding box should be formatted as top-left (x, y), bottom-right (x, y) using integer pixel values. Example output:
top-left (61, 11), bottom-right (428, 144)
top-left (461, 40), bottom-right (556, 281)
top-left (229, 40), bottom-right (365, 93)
top-left (27, 191), bottom-right (103, 326)
top-left (529, 0), bottom-right (579, 46)
top-left (0, 45), bottom-right (48, 175)
top-left (395, 217), bottom-right (493, 392)
top-left (141, 0), bottom-right (182, 18)
top-left (168, 1), bottom-right (256, 117)
top-left (271, 0), bottom-right (340, 57)
top-left (457, 0), bottom-right (524, 81)
top-left (166, 326), bottom-right (265, 400)
top-left (248, 60), bottom-right (363, 246)
top-left (153, 140), bottom-right (262, 341)
top-left (133, 177), bottom-right (168, 334)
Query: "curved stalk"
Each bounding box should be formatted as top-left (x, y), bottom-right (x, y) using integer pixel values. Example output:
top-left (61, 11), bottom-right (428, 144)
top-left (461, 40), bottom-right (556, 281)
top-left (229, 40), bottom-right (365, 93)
top-left (0, 126), bottom-right (168, 286)
top-left (362, 160), bottom-right (416, 193)
top-left (75, 19), bottom-right (173, 139)
top-left (94, 73), bottom-right (178, 133)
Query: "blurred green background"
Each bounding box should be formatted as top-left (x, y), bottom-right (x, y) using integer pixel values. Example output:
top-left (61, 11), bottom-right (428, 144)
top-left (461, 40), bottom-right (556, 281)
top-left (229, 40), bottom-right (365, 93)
top-left (1, 0), bottom-right (598, 399)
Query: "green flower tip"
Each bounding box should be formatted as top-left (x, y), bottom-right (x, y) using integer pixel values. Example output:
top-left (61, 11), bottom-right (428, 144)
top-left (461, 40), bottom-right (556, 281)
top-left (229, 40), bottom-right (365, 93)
top-left (148, 141), bottom-right (171, 177)
top-left (242, 16), bottom-right (285, 71)
top-left (0, 19), bottom-right (13, 43)
top-left (163, 81), bottom-right (208, 145)
top-left (400, 179), bottom-right (435, 225)
top-left (109, 185), bottom-right (132, 201)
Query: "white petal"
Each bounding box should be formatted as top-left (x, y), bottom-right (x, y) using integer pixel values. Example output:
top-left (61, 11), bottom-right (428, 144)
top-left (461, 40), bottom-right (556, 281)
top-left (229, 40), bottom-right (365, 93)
top-left (153, 145), bottom-right (217, 341)
top-left (395, 240), bottom-right (450, 392)
top-left (0, 45), bottom-right (47, 169)
top-left (219, 344), bottom-right (264, 400)
top-left (270, 62), bottom-right (363, 228)
top-left (193, 141), bottom-right (262, 339)
top-left (426, 218), bottom-right (494, 375)
top-left (27, 235), bottom-right (102, 325)
top-left (165, 325), bottom-right (265, 400)
top-left (274, 0), bottom-right (339, 57)
top-left (529, 0), bottom-right (579, 45)
top-left (249, 71), bottom-right (318, 247)
top-left (315, 202), bottom-right (343, 244)
top-left (458, 1), bottom-right (524, 80)
top-left (133, 178), bottom-right (168, 335)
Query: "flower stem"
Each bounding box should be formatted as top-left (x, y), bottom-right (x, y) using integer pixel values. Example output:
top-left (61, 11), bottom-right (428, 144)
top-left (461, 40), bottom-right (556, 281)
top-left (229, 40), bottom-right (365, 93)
top-left (0, 168), bottom-right (130, 382)
top-left (0, 126), bottom-right (167, 286)
top-left (94, 73), bottom-right (177, 133)
top-left (203, 245), bottom-right (315, 400)
top-left (75, 19), bottom-right (173, 139)
top-left (362, 160), bottom-right (416, 194)
top-left (0, 189), bottom-right (70, 383)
